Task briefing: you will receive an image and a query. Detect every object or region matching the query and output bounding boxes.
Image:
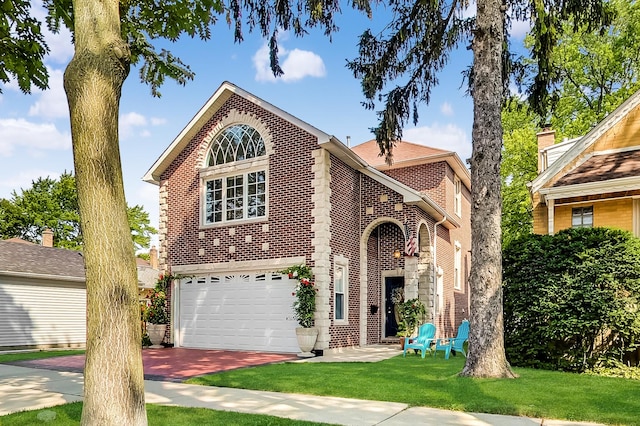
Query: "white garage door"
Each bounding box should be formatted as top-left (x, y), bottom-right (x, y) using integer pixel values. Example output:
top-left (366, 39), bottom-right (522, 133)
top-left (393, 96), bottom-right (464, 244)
top-left (0, 278), bottom-right (86, 349)
top-left (178, 272), bottom-right (299, 353)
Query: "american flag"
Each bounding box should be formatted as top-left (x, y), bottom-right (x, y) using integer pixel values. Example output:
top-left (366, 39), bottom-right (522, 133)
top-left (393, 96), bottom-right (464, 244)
top-left (405, 226), bottom-right (417, 256)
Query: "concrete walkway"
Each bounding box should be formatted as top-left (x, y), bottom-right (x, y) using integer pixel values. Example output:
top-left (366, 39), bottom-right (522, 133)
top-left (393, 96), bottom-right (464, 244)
top-left (0, 347), bottom-right (604, 426)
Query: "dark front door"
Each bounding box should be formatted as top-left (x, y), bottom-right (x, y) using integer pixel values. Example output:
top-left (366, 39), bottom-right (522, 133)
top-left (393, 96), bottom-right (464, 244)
top-left (384, 276), bottom-right (404, 338)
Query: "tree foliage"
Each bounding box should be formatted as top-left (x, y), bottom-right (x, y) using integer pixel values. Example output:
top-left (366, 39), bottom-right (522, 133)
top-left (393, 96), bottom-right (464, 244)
top-left (502, 0), bottom-right (640, 244)
top-left (0, 172), bottom-right (156, 251)
top-left (523, 0), bottom-right (640, 134)
top-left (503, 228), bottom-right (640, 372)
top-left (501, 100), bottom-right (538, 246)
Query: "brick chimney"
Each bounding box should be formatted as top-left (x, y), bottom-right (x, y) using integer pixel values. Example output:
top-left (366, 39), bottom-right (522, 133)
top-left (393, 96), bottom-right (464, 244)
top-left (536, 126), bottom-right (556, 172)
top-left (42, 228), bottom-right (54, 247)
top-left (149, 245), bottom-right (159, 270)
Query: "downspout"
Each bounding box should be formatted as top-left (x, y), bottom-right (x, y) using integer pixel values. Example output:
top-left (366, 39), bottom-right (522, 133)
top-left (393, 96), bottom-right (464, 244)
top-left (432, 217), bottom-right (446, 322)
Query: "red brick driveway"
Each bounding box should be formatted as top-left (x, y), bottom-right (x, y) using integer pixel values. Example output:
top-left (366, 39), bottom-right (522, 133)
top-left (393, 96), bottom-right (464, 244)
top-left (9, 348), bottom-right (298, 382)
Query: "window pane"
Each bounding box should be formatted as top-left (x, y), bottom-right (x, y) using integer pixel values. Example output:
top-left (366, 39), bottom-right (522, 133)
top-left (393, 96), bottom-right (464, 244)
top-left (335, 267), bottom-right (344, 293)
top-left (335, 294), bottom-right (344, 320)
top-left (207, 125), bottom-right (266, 165)
top-left (205, 179), bottom-right (222, 223)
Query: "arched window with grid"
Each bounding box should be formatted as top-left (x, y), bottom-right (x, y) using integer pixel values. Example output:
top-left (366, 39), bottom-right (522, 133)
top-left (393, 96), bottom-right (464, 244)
top-left (202, 124), bottom-right (268, 225)
top-left (207, 124), bottom-right (266, 166)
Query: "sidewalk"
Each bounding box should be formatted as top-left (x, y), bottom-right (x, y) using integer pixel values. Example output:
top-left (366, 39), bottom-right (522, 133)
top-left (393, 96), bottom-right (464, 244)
top-left (0, 350), bottom-right (604, 426)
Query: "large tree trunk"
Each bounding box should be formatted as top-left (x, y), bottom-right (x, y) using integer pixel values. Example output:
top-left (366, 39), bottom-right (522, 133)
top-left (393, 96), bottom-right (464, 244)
top-left (460, 0), bottom-right (516, 378)
top-left (64, 1), bottom-right (148, 424)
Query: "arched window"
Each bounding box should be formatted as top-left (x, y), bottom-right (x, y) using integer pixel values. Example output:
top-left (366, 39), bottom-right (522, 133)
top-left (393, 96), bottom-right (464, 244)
top-left (202, 124), bottom-right (268, 225)
top-left (207, 124), bottom-right (266, 166)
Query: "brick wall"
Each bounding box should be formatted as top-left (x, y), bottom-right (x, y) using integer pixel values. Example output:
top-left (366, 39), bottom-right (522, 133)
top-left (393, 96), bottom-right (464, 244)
top-left (328, 156), bottom-right (361, 348)
top-left (161, 94), bottom-right (318, 267)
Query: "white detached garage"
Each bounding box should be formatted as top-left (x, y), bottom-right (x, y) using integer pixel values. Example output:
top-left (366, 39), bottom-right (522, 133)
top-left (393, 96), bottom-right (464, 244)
top-left (173, 269), bottom-right (300, 353)
top-left (0, 238), bottom-right (86, 350)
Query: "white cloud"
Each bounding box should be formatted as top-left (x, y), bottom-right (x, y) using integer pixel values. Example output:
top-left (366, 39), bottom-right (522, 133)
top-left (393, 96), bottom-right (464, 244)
top-left (28, 68), bottom-right (69, 119)
top-left (0, 118), bottom-right (71, 157)
top-left (0, 169), bottom-right (63, 197)
top-left (254, 42), bottom-right (326, 83)
top-left (150, 117), bottom-right (167, 126)
top-left (440, 102), bottom-right (454, 116)
top-left (120, 112), bottom-right (148, 139)
top-left (404, 123), bottom-right (471, 163)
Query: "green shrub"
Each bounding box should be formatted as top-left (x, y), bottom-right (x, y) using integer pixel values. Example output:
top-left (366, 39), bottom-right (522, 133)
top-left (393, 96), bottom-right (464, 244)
top-left (503, 227), bottom-right (640, 372)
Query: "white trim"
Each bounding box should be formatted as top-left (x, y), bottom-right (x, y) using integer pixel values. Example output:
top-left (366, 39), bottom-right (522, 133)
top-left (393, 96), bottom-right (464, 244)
top-left (547, 199), bottom-right (555, 235)
top-left (454, 175), bottom-right (462, 217)
top-left (333, 255), bottom-right (348, 325)
top-left (143, 81), bottom-right (332, 184)
top-left (540, 175), bottom-right (640, 201)
top-left (0, 271), bottom-right (85, 283)
top-left (199, 165), bottom-right (269, 227)
top-left (634, 199), bottom-right (640, 237)
top-left (453, 241), bottom-right (461, 290)
top-left (170, 256), bottom-right (306, 275)
top-left (531, 90), bottom-right (640, 194)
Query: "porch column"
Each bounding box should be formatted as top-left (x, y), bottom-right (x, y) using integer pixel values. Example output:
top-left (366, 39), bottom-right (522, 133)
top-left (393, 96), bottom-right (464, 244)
top-left (547, 199), bottom-right (555, 235)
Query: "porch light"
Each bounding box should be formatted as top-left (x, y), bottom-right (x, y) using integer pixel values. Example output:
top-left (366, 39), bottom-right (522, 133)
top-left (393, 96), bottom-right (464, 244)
top-left (393, 249), bottom-right (402, 259)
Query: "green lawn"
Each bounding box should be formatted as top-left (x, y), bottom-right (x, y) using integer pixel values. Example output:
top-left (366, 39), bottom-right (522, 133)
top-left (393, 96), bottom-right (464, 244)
top-left (186, 355), bottom-right (640, 426)
top-left (0, 402), bottom-right (332, 425)
top-left (0, 350), bottom-right (84, 363)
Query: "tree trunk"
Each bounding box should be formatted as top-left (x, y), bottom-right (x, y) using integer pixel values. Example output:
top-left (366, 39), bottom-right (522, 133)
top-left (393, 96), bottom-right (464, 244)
top-left (64, 1), bottom-right (148, 424)
top-left (460, 0), bottom-right (516, 379)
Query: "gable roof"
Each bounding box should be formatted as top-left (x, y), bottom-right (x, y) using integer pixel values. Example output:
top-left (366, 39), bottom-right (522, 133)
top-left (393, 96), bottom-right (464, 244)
top-left (0, 240), bottom-right (85, 282)
top-left (144, 81), bottom-right (459, 229)
top-left (143, 81), bottom-right (334, 185)
top-left (531, 89), bottom-right (640, 194)
top-left (553, 149), bottom-right (640, 187)
top-left (351, 139), bottom-right (471, 190)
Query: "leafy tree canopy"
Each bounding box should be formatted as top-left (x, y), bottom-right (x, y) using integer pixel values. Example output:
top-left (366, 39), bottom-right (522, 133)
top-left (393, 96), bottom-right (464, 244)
top-left (0, 172), bottom-right (157, 251)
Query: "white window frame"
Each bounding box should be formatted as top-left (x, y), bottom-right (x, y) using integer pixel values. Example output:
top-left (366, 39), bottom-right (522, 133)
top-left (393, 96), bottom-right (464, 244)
top-left (200, 158), bottom-right (269, 227)
top-left (454, 175), bottom-right (462, 217)
top-left (334, 255), bottom-right (349, 324)
top-left (571, 206), bottom-right (593, 228)
top-left (454, 241), bottom-right (462, 290)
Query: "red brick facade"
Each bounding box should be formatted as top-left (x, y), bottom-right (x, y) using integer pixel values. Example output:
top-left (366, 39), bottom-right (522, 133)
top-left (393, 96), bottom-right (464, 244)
top-left (150, 82), bottom-right (471, 351)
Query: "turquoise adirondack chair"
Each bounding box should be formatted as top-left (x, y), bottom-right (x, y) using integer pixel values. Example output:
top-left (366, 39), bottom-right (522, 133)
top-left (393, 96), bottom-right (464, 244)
top-left (403, 323), bottom-right (436, 358)
top-left (434, 320), bottom-right (469, 359)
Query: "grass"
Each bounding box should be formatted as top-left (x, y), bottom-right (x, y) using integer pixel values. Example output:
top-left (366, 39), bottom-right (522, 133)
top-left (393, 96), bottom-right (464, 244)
top-left (185, 355), bottom-right (640, 426)
top-left (0, 350), bottom-right (84, 363)
top-left (0, 402), bottom-right (332, 426)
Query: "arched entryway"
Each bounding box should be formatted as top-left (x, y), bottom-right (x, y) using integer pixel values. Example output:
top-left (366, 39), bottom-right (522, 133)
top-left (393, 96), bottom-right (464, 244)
top-left (358, 218), bottom-right (435, 345)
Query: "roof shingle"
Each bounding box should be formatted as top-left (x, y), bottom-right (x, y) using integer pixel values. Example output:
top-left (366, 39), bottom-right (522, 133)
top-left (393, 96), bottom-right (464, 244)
top-left (0, 240), bottom-right (85, 280)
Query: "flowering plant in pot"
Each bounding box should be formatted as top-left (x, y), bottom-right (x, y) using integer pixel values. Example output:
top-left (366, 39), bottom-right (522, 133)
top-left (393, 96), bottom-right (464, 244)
top-left (280, 264), bottom-right (318, 357)
top-left (280, 264), bottom-right (316, 328)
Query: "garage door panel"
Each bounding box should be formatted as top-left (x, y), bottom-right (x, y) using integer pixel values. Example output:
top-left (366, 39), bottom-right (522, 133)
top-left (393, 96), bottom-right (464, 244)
top-left (178, 272), bottom-right (299, 353)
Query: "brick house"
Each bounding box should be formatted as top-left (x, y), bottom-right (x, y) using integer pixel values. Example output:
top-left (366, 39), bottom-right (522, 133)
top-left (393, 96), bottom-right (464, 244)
top-left (530, 90), bottom-right (640, 236)
top-left (143, 81), bottom-right (471, 354)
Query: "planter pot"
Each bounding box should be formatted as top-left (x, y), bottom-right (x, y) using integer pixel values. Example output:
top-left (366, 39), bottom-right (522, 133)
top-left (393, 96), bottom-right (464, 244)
top-left (295, 327), bottom-right (318, 358)
top-left (147, 323), bottom-right (167, 348)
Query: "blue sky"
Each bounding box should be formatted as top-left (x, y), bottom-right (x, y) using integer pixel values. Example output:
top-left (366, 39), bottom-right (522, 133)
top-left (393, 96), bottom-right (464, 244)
top-left (0, 2), bottom-right (528, 248)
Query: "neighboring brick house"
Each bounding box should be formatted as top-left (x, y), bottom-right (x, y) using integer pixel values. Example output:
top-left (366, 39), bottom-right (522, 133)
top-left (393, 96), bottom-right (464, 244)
top-left (143, 81), bottom-right (471, 354)
top-left (530, 90), bottom-right (640, 236)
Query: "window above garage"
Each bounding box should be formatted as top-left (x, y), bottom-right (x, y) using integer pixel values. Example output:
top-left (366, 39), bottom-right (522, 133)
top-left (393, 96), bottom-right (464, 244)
top-left (200, 123), bottom-right (269, 226)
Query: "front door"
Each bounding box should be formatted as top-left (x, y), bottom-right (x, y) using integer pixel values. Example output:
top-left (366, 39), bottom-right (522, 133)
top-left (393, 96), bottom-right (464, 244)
top-left (384, 276), bottom-right (404, 338)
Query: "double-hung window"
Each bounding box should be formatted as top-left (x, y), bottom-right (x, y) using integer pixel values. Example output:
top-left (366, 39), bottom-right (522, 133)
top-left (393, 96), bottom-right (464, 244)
top-left (334, 257), bottom-right (348, 322)
top-left (202, 124), bottom-right (268, 225)
top-left (454, 241), bottom-right (462, 290)
top-left (454, 175), bottom-right (462, 217)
